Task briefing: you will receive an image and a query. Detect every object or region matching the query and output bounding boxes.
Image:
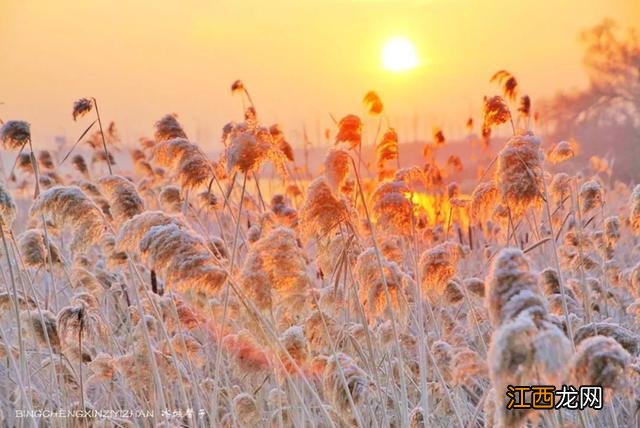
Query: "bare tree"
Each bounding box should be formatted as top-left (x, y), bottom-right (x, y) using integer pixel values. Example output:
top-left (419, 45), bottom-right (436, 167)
top-left (543, 19), bottom-right (640, 180)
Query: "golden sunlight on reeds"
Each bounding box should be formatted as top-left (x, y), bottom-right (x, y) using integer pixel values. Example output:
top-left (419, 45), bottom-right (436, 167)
top-left (0, 5), bottom-right (639, 427)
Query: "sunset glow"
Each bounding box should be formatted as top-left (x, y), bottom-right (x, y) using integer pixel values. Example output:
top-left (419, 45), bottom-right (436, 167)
top-left (0, 3), bottom-right (639, 424)
top-left (382, 37), bottom-right (419, 72)
top-left (1, 0), bottom-right (638, 144)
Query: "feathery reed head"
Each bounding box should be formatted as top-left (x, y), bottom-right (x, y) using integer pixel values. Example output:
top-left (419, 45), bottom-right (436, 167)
top-left (355, 248), bottom-right (407, 320)
top-left (486, 248), bottom-right (544, 327)
top-left (470, 181), bottom-right (498, 225)
top-left (376, 128), bottom-right (399, 179)
top-left (363, 91), bottom-right (383, 115)
top-left (98, 175), bottom-right (145, 224)
top-left (300, 177), bottom-right (353, 239)
top-left (490, 70), bottom-right (518, 100)
top-left (495, 130), bottom-right (543, 218)
top-left (571, 336), bottom-right (630, 389)
top-left (325, 148), bottom-right (351, 195)
top-left (370, 180), bottom-right (413, 236)
top-left (482, 95), bottom-right (511, 134)
top-left (550, 172), bottom-right (571, 204)
top-left (241, 227), bottom-right (309, 318)
top-left (574, 322), bottom-right (639, 355)
top-left (18, 228), bottom-right (62, 267)
top-left (29, 186), bottom-right (106, 253)
top-left (432, 127), bottom-right (445, 145)
top-left (547, 139), bottom-right (579, 164)
top-left (335, 114), bottom-right (362, 149)
top-left (518, 95), bottom-right (531, 117)
top-left (20, 309), bottom-right (60, 350)
top-left (71, 154), bottom-right (89, 177)
top-left (38, 150), bottom-right (55, 170)
top-left (322, 352), bottom-right (369, 414)
top-left (419, 241), bottom-right (465, 300)
top-left (159, 185), bottom-right (183, 213)
top-left (225, 126), bottom-right (285, 175)
top-left (115, 210), bottom-right (184, 253)
top-left (152, 134), bottom-right (215, 189)
top-left (139, 223), bottom-right (227, 295)
top-left (579, 180), bottom-right (604, 213)
top-left (154, 113), bottom-right (187, 142)
top-left (269, 124), bottom-right (294, 162)
top-left (72, 98), bottom-right (93, 121)
top-left (0, 120), bottom-right (30, 149)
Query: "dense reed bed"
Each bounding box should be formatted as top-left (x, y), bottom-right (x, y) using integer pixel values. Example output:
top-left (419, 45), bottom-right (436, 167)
top-left (0, 80), bottom-right (638, 428)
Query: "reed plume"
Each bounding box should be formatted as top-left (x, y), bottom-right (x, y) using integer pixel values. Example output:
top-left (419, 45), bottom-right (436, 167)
top-left (355, 248), bottom-right (408, 320)
top-left (482, 95), bottom-right (511, 137)
top-left (370, 181), bottom-right (413, 236)
top-left (376, 128), bottom-right (399, 180)
top-left (17, 152), bottom-right (34, 174)
top-left (221, 330), bottom-right (271, 373)
top-left (269, 124), bottom-right (294, 162)
top-left (495, 130), bottom-right (543, 218)
top-left (550, 172), bottom-right (571, 205)
top-left (419, 241), bottom-right (465, 300)
top-left (335, 115), bottom-right (362, 149)
top-left (300, 177), bottom-right (353, 239)
top-left (20, 310), bottom-right (60, 351)
top-left (490, 70), bottom-right (518, 101)
top-left (159, 185), bottom-right (183, 213)
top-left (139, 223), bottom-right (227, 295)
top-left (363, 91), bottom-right (383, 115)
top-left (72, 98), bottom-right (93, 121)
top-left (486, 248), bottom-right (571, 425)
top-left (464, 277), bottom-right (485, 298)
top-left (518, 95), bottom-right (531, 118)
top-left (432, 127), bottom-right (446, 146)
top-left (604, 216), bottom-right (620, 244)
top-left (322, 352), bottom-right (369, 415)
top-left (279, 325), bottom-right (309, 369)
top-left (232, 392), bottom-right (260, 425)
top-left (115, 210), bottom-right (185, 253)
top-left (154, 113), bottom-right (187, 142)
top-left (38, 150), bottom-right (55, 170)
top-left (574, 322), bottom-right (639, 355)
top-left (571, 336), bottom-right (630, 389)
top-left (98, 175), bottom-right (145, 224)
top-left (325, 148), bottom-right (351, 194)
top-left (18, 229), bottom-right (62, 267)
top-left (57, 300), bottom-right (107, 361)
top-left (270, 196), bottom-right (298, 229)
top-left (486, 248), bottom-right (544, 326)
top-left (87, 353), bottom-right (116, 384)
top-left (469, 181), bottom-right (498, 226)
top-left (197, 189), bottom-right (219, 213)
top-left (0, 120), bottom-right (30, 149)
top-left (224, 123), bottom-right (287, 176)
top-left (29, 186), bottom-right (106, 253)
top-left (71, 154), bottom-right (89, 178)
top-left (241, 227), bottom-right (310, 321)
top-left (579, 180), bottom-right (604, 214)
top-left (152, 132), bottom-right (214, 190)
top-left (547, 139), bottom-right (579, 164)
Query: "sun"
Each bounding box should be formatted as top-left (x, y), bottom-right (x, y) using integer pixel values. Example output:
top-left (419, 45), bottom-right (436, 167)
top-left (382, 37), bottom-right (419, 72)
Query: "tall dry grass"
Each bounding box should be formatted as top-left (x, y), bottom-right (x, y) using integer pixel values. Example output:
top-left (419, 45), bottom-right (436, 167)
top-left (0, 78), bottom-right (638, 428)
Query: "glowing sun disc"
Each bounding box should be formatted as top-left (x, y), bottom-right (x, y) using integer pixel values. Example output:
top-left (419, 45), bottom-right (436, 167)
top-left (382, 37), bottom-right (419, 72)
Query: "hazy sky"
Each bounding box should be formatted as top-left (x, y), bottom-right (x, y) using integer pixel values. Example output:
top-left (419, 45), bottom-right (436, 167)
top-left (1, 0), bottom-right (639, 148)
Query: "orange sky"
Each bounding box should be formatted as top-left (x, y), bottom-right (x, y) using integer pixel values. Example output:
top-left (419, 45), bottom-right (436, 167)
top-left (1, 0), bottom-right (639, 149)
